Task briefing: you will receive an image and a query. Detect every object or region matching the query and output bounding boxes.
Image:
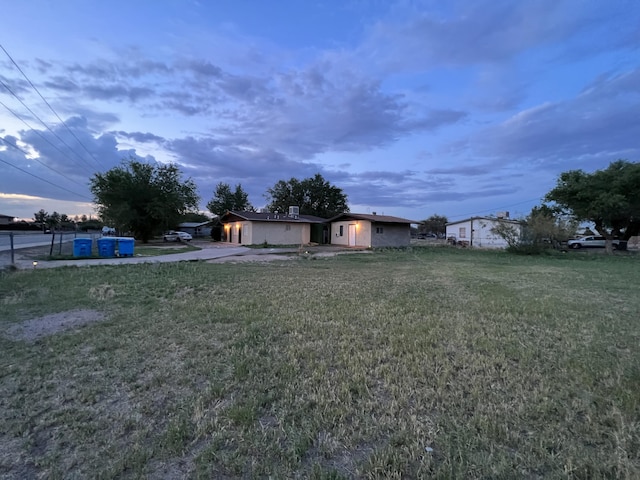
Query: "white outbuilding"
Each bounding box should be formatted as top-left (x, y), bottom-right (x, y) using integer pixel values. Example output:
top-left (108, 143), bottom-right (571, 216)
top-left (445, 214), bottom-right (522, 249)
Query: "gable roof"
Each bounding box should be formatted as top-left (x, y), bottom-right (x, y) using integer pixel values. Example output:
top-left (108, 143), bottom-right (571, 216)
top-left (178, 221), bottom-right (216, 228)
top-left (329, 213), bottom-right (417, 224)
top-left (0, 213), bottom-right (15, 220)
top-left (446, 216), bottom-right (522, 226)
top-left (221, 211), bottom-right (327, 224)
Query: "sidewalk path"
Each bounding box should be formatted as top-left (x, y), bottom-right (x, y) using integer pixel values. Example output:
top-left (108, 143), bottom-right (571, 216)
top-left (11, 244), bottom-right (252, 269)
top-left (6, 241), bottom-right (366, 270)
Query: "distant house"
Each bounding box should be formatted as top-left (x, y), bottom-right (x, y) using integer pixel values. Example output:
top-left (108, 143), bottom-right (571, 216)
top-left (329, 213), bottom-right (416, 248)
top-left (445, 215), bottom-right (522, 249)
top-left (0, 214), bottom-right (15, 225)
top-left (219, 211), bottom-right (328, 245)
top-left (177, 220), bottom-right (217, 238)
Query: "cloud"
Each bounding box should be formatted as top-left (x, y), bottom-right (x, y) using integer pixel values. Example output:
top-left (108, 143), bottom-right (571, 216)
top-left (358, 0), bottom-right (620, 71)
top-left (425, 165), bottom-right (492, 176)
top-left (83, 84), bottom-right (155, 102)
top-left (0, 74), bottom-right (31, 96)
top-left (113, 131), bottom-right (166, 144)
top-left (1, 119), bottom-right (154, 202)
top-left (469, 67), bottom-right (640, 170)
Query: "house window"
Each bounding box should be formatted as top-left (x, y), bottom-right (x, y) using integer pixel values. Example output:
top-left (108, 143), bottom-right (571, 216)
top-left (459, 227), bottom-right (466, 238)
top-left (285, 225), bottom-right (291, 231)
top-left (376, 227), bottom-right (384, 234)
top-left (339, 225), bottom-right (344, 236)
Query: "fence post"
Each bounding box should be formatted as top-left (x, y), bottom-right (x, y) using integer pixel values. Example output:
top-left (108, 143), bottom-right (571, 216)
top-left (10, 232), bottom-right (14, 265)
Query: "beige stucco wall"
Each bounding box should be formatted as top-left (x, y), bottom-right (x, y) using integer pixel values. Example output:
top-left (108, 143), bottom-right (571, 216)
top-left (225, 221), bottom-right (310, 245)
top-left (331, 220), bottom-right (371, 247)
top-left (330, 220), bottom-right (410, 247)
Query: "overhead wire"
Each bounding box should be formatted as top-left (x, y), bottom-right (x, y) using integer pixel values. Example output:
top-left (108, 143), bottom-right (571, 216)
top-left (446, 197), bottom-right (543, 220)
top-left (0, 136), bottom-right (87, 188)
top-left (0, 153), bottom-right (92, 200)
top-left (0, 43), bottom-right (102, 170)
top-left (0, 99), bottom-right (95, 178)
top-left (0, 77), bottom-right (96, 175)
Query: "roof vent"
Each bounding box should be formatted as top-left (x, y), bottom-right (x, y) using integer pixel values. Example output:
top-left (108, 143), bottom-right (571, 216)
top-left (289, 206), bottom-right (300, 216)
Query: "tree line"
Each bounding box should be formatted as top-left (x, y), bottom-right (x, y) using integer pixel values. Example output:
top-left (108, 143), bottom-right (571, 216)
top-left (90, 159), bottom-right (350, 242)
top-left (30, 210), bottom-right (101, 232)
top-left (88, 157), bottom-right (639, 246)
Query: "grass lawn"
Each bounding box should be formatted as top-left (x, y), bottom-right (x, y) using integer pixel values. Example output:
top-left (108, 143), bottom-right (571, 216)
top-left (0, 248), bottom-right (638, 478)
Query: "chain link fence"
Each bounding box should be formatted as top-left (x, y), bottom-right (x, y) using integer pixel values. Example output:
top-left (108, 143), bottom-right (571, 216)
top-left (0, 231), bottom-right (101, 266)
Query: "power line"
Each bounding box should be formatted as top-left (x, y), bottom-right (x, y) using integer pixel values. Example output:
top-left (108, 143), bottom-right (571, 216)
top-left (0, 43), bottom-right (102, 169)
top-left (0, 136), bottom-right (88, 188)
top-left (0, 77), bottom-right (96, 175)
top-left (447, 197), bottom-right (542, 220)
top-left (0, 99), bottom-right (95, 177)
top-left (0, 153), bottom-right (92, 200)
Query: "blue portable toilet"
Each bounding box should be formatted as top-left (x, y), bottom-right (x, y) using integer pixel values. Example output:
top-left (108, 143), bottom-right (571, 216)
top-left (73, 238), bottom-right (93, 257)
top-left (118, 237), bottom-right (135, 256)
top-left (97, 237), bottom-right (116, 257)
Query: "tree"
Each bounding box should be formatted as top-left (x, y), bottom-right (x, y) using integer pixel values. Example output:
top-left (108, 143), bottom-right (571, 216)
top-left (490, 206), bottom-right (577, 254)
top-left (206, 183), bottom-right (253, 216)
top-left (180, 212), bottom-right (211, 223)
top-left (265, 173), bottom-right (349, 218)
top-left (420, 214), bottom-right (448, 236)
top-left (90, 159), bottom-right (199, 242)
top-left (524, 205), bottom-right (576, 248)
top-left (46, 211), bottom-right (61, 230)
top-left (34, 209), bottom-right (48, 232)
top-left (545, 160), bottom-right (640, 253)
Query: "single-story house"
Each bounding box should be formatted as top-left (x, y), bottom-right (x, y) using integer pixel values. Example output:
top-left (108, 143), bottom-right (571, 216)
top-left (445, 215), bottom-right (522, 249)
top-left (329, 213), bottom-right (416, 248)
top-left (220, 211), bottom-right (328, 245)
top-left (177, 220), bottom-right (218, 238)
top-left (0, 214), bottom-right (15, 225)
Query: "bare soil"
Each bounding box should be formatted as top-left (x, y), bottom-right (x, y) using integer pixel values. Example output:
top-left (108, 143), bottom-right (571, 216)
top-left (4, 309), bottom-right (107, 342)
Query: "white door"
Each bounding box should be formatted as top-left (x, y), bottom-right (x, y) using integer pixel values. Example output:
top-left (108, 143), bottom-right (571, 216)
top-left (348, 224), bottom-right (356, 246)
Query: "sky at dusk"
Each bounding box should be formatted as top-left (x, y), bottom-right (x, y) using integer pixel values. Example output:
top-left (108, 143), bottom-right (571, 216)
top-left (1, 0), bottom-right (639, 223)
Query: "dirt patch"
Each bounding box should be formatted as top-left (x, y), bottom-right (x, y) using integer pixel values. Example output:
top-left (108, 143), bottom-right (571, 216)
top-left (207, 249), bottom-right (373, 264)
top-left (4, 309), bottom-right (107, 342)
top-left (207, 253), bottom-right (297, 264)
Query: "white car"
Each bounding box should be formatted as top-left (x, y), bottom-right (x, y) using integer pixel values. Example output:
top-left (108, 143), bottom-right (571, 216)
top-left (163, 231), bottom-right (192, 242)
top-left (567, 235), bottom-right (621, 249)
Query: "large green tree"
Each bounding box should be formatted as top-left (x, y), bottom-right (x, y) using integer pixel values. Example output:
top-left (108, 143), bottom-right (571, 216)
top-left (90, 159), bottom-right (199, 242)
top-left (206, 183), bottom-right (253, 216)
top-left (265, 173), bottom-right (349, 218)
top-left (545, 160), bottom-right (640, 252)
top-left (420, 214), bottom-right (448, 236)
